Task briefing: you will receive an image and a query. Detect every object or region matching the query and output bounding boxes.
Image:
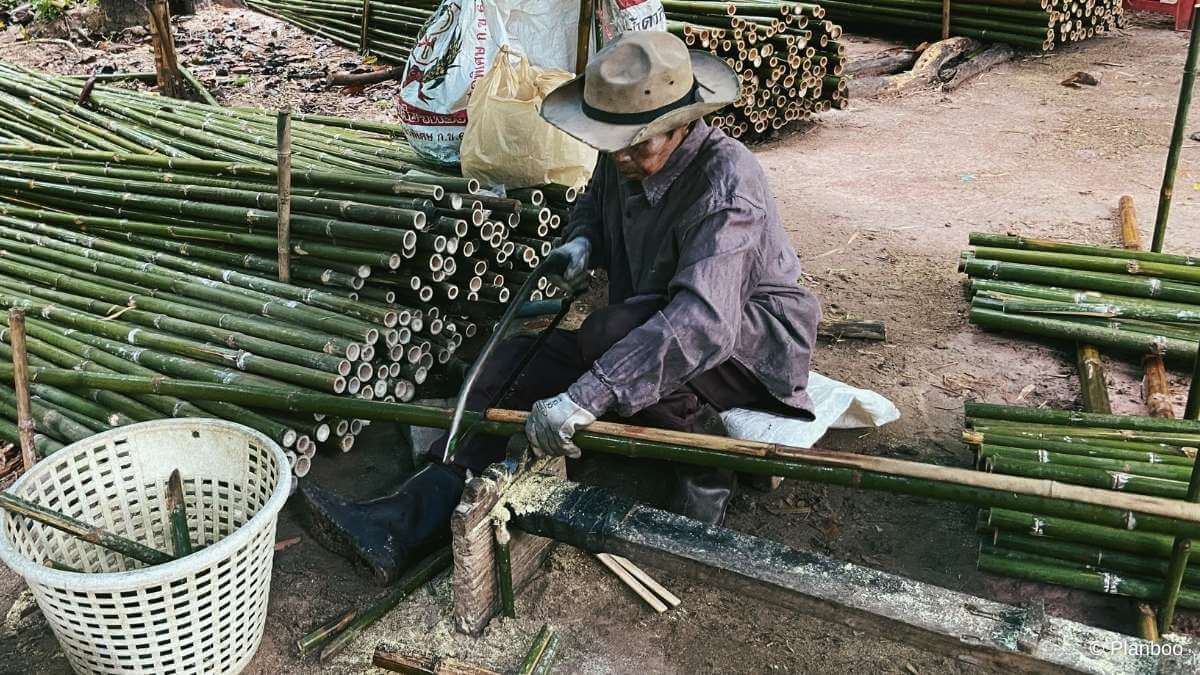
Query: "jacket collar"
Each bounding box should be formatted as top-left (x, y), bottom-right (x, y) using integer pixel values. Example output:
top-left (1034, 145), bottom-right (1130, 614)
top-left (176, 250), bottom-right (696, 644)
top-left (626, 119), bottom-right (710, 207)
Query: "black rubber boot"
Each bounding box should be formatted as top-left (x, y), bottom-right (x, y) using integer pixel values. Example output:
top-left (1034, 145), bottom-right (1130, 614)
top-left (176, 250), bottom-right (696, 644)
top-left (296, 463), bottom-right (465, 585)
top-left (667, 405), bottom-right (736, 527)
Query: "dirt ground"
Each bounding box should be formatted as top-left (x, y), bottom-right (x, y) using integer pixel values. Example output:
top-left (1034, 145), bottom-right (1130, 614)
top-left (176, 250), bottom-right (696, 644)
top-left (2, 6), bottom-right (1200, 675)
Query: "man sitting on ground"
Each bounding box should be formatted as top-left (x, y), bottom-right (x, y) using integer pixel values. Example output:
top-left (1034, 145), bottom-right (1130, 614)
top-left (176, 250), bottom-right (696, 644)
top-left (299, 30), bottom-right (822, 585)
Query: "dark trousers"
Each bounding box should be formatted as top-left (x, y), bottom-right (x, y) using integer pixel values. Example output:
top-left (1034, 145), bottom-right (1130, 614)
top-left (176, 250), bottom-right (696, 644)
top-left (432, 298), bottom-right (781, 474)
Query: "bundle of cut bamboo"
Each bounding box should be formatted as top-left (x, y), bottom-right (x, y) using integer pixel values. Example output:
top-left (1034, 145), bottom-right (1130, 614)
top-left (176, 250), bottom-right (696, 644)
top-left (960, 233), bottom-right (1200, 370)
top-left (966, 403), bottom-right (1200, 611)
top-left (663, 0), bottom-right (848, 141)
top-left (244, 0), bottom-right (439, 64)
top-left (817, 0), bottom-right (1123, 52)
top-left (0, 63), bottom-right (572, 475)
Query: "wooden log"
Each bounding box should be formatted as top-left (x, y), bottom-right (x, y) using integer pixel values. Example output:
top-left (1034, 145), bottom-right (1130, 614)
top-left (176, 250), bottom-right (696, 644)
top-left (373, 649), bottom-right (499, 675)
top-left (844, 48), bottom-right (918, 78)
top-left (7, 308), bottom-right (34, 471)
top-left (147, 0), bottom-right (189, 100)
top-left (818, 319), bottom-right (886, 341)
top-left (328, 66), bottom-right (406, 87)
top-left (451, 457), bottom-right (565, 636)
top-left (875, 36), bottom-right (977, 96)
top-left (940, 43), bottom-right (1015, 92)
top-left (509, 473), bottom-right (1200, 674)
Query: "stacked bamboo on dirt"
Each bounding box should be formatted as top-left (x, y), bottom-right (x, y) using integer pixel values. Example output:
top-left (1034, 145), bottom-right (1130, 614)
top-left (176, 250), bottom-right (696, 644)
top-left (965, 402), bottom-right (1200, 609)
top-left (663, 1), bottom-right (848, 141)
top-left (244, 0), bottom-right (437, 64)
top-left (0, 63), bottom-right (570, 474)
top-left (960, 233), bottom-right (1200, 371)
top-left (815, 0), bottom-right (1122, 52)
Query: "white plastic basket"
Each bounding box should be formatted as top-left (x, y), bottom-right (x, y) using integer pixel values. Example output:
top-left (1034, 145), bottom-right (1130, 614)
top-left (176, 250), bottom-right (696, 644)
top-left (0, 419), bottom-right (292, 675)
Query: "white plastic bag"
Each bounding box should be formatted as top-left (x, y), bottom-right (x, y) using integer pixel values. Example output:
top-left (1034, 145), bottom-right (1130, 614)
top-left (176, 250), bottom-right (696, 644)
top-left (461, 49), bottom-right (598, 190)
top-left (720, 372), bottom-right (901, 449)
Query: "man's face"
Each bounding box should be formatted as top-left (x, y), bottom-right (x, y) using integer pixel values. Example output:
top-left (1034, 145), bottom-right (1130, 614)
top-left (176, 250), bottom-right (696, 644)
top-left (611, 126), bottom-right (689, 181)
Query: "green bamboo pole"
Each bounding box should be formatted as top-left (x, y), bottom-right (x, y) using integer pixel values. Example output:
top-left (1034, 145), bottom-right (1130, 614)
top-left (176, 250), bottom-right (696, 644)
top-left (1152, 6), bottom-right (1200, 253)
top-left (0, 246), bottom-right (363, 357)
top-left (966, 419), bottom-right (1200, 447)
top-left (969, 233), bottom-right (1200, 267)
top-left (965, 402), bottom-right (1200, 434)
top-left (0, 492), bottom-right (173, 565)
top-left (166, 468), bottom-right (193, 557)
top-left (314, 547), bottom-right (452, 662)
top-left (979, 552), bottom-right (1200, 610)
top-left (9, 365), bottom-right (1200, 538)
top-left (1159, 421), bottom-right (1200, 631)
top-left (991, 531), bottom-right (1200, 588)
top-left (517, 624), bottom-right (556, 675)
top-left (0, 313), bottom-right (298, 449)
top-left (961, 257), bottom-right (1200, 305)
top-left (0, 276), bottom-right (354, 376)
top-left (495, 521), bottom-right (516, 619)
top-left (980, 445), bottom-right (1193, 482)
top-left (986, 508), bottom-right (1181, 559)
top-left (966, 431), bottom-right (1194, 466)
top-left (0, 416), bottom-right (63, 456)
top-left (1076, 344), bottom-right (1111, 414)
top-left (986, 455), bottom-right (1187, 499)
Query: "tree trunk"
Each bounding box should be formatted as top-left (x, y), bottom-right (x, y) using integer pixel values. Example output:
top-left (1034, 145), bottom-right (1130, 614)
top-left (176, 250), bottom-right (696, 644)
top-left (148, 0), bottom-right (188, 100)
top-left (169, 0), bottom-right (196, 16)
top-left (97, 0), bottom-right (146, 33)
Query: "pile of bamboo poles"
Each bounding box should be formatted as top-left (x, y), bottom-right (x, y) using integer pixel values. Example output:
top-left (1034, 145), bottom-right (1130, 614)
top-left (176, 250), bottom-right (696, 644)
top-left (0, 63), bottom-right (571, 475)
top-left (663, 0), bottom-right (848, 141)
top-left (817, 0), bottom-right (1123, 52)
top-left (244, 0), bottom-right (438, 64)
top-left (966, 402), bottom-right (1200, 611)
top-left (960, 233), bottom-right (1200, 370)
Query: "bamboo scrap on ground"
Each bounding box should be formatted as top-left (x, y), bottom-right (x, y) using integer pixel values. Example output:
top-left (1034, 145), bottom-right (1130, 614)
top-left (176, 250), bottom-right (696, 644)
top-left (372, 649), bottom-right (499, 675)
top-left (597, 552), bottom-right (681, 610)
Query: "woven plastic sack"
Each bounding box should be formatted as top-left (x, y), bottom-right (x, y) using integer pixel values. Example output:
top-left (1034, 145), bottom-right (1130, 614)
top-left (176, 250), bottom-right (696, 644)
top-left (593, 0), bottom-right (666, 50)
top-left (460, 48), bottom-right (597, 190)
top-left (397, 0), bottom-right (580, 165)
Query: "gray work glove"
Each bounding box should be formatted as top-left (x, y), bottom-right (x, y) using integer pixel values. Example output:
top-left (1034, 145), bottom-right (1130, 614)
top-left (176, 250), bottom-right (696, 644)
top-left (545, 237), bottom-right (591, 294)
top-left (525, 392), bottom-right (596, 459)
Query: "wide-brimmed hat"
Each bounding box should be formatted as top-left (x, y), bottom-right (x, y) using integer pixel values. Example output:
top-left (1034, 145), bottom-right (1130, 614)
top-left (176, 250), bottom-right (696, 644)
top-left (541, 31), bottom-right (740, 153)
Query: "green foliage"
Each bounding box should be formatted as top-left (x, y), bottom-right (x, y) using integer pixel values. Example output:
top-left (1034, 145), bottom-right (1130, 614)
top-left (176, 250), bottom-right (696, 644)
top-left (0, 0), bottom-right (79, 22)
